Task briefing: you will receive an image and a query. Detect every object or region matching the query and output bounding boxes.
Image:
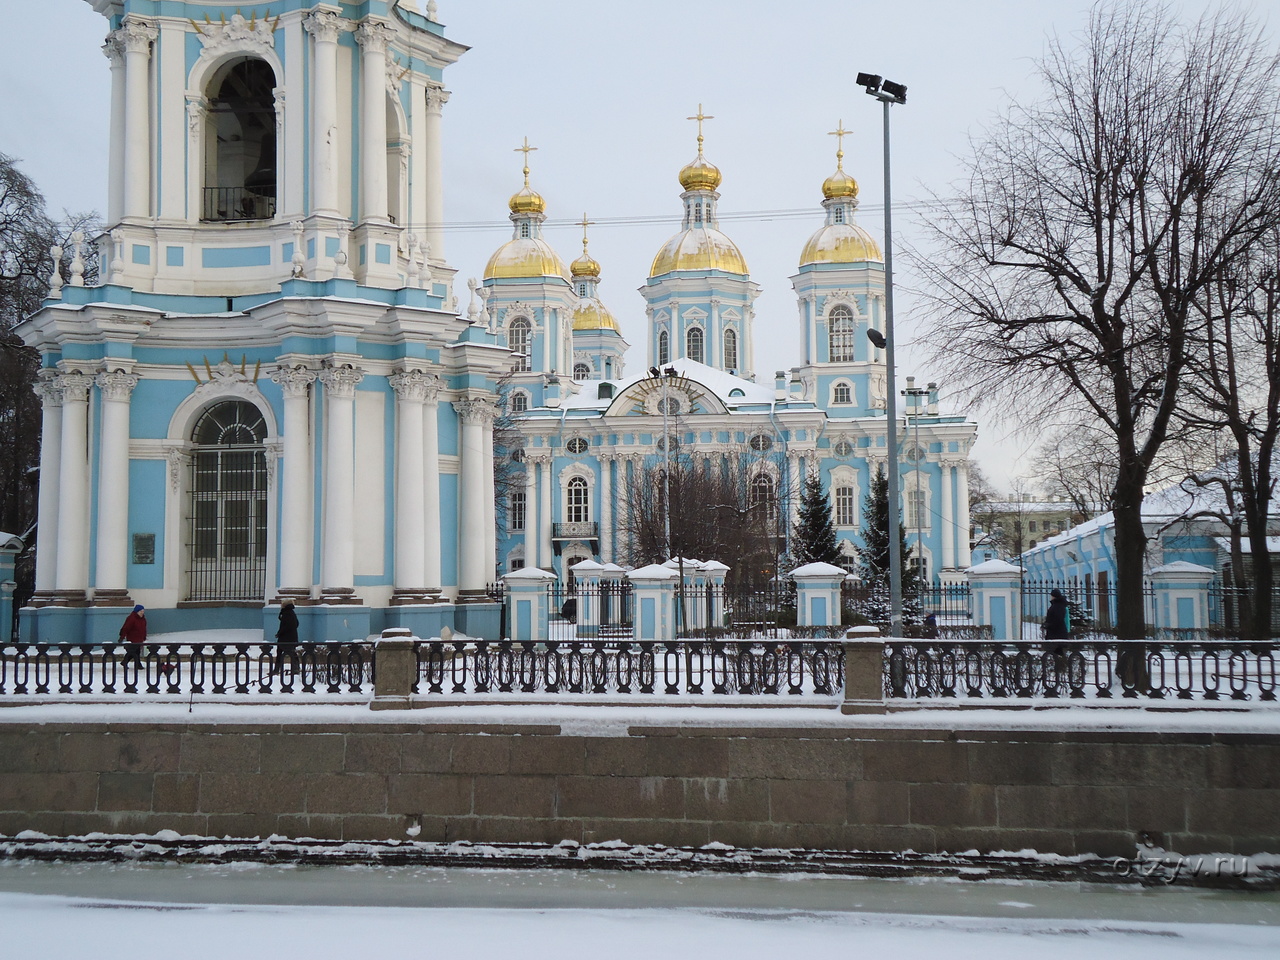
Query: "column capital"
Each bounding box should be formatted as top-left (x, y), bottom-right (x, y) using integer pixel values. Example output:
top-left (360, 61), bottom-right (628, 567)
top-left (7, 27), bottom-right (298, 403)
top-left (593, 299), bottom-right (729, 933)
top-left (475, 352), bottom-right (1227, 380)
top-left (102, 34), bottom-right (125, 64)
top-left (34, 374), bottom-right (63, 408)
top-left (270, 364), bottom-right (318, 399)
top-left (303, 9), bottom-right (351, 43)
top-left (95, 370), bottom-right (140, 402)
top-left (453, 398), bottom-right (498, 426)
top-left (117, 17), bottom-right (159, 54)
top-left (319, 360), bottom-right (364, 399)
top-left (355, 18), bottom-right (395, 52)
top-left (425, 84), bottom-right (451, 113)
top-left (389, 369), bottom-right (440, 403)
top-left (56, 372), bottom-right (96, 404)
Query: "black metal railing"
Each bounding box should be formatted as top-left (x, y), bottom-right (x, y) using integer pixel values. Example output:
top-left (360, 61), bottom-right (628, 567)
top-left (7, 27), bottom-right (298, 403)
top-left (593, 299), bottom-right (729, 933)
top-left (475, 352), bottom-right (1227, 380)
top-left (884, 639), bottom-right (1277, 702)
top-left (202, 187), bottom-right (276, 222)
top-left (0, 642), bottom-right (373, 696)
top-left (412, 639), bottom-right (844, 698)
top-left (551, 522), bottom-right (599, 540)
top-left (547, 582), bottom-right (633, 642)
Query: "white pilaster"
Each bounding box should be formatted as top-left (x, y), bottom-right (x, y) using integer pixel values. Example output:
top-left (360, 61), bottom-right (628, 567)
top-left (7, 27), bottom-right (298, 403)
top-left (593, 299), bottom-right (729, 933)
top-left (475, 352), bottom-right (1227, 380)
top-left (422, 387), bottom-right (442, 593)
top-left (955, 461), bottom-right (972, 568)
top-left (600, 456), bottom-right (613, 562)
top-left (390, 370), bottom-right (431, 597)
top-left (103, 36), bottom-right (126, 226)
top-left (33, 376), bottom-right (62, 593)
top-left (304, 10), bottom-right (346, 216)
top-left (524, 455), bottom-right (540, 570)
top-left (93, 369), bottom-right (139, 596)
top-left (319, 360), bottom-right (363, 598)
top-left (539, 456), bottom-right (553, 571)
top-left (483, 413), bottom-right (497, 584)
top-left (454, 399), bottom-right (496, 595)
top-left (120, 18), bottom-right (157, 220)
top-left (941, 462), bottom-right (957, 570)
top-left (54, 373), bottom-right (95, 595)
top-left (355, 20), bottom-right (393, 224)
top-left (423, 85), bottom-right (449, 260)
top-left (270, 365), bottom-right (316, 593)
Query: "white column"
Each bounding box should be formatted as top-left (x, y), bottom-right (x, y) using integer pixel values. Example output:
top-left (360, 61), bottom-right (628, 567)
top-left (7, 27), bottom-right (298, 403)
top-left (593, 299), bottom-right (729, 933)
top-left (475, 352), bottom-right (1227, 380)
top-left (120, 18), bottom-right (157, 220)
top-left (103, 35), bottom-right (126, 225)
top-left (32, 376), bottom-right (62, 593)
top-left (270, 365), bottom-right (316, 593)
top-left (390, 370), bottom-right (430, 597)
top-left (319, 361), bottom-right (364, 597)
top-left (422, 385), bottom-right (442, 593)
top-left (540, 457), bottom-right (553, 572)
top-left (955, 462), bottom-right (972, 568)
top-left (408, 77), bottom-right (428, 240)
top-left (54, 373), bottom-right (95, 595)
top-left (93, 369), bottom-right (140, 597)
top-left (423, 85), bottom-right (449, 260)
top-left (787, 454), bottom-right (801, 532)
top-left (483, 414), bottom-right (497, 585)
top-left (523, 457), bottom-right (539, 570)
top-left (355, 20), bottom-right (393, 224)
top-left (304, 11), bottom-right (345, 216)
top-left (454, 399), bottom-right (496, 595)
top-left (600, 456), bottom-right (613, 563)
top-left (941, 462), bottom-right (957, 570)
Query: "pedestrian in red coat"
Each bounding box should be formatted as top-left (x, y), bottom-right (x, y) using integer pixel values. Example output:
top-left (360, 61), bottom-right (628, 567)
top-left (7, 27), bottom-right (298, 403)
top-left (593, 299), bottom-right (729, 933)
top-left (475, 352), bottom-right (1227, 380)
top-left (120, 604), bottom-right (146, 667)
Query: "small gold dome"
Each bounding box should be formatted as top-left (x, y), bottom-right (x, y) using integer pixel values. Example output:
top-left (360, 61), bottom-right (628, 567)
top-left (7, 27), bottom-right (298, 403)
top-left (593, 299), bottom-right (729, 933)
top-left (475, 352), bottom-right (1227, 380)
top-left (484, 237), bottom-right (570, 280)
top-left (572, 298), bottom-right (621, 333)
top-left (650, 226), bottom-right (748, 277)
top-left (679, 153), bottom-right (722, 192)
top-left (799, 222), bottom-right (882, 267)
top-left (571, 251), bottom-right (601, 278)
top-left (509, 183), bottom-right (546, 215)
top-left (822, 167), bottom-right (858, 200)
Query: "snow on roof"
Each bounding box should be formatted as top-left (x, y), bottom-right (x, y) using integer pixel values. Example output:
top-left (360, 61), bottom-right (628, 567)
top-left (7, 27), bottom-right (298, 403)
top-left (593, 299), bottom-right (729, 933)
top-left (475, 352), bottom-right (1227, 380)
top-left (1214, 536), bottom-right (1280, 555)
top-left (558, 357), bottom-right (773, 412)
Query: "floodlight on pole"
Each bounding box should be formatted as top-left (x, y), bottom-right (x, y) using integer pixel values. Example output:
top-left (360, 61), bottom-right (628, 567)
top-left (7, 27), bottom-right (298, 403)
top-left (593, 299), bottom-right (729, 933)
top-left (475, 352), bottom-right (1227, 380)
top-left (858, 71), bottom-right (907, 635)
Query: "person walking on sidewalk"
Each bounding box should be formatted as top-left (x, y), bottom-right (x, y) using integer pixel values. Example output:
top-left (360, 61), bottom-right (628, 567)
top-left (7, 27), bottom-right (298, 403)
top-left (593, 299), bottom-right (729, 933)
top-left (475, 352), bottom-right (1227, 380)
top-left (119, 604), bottom-right (146, 667)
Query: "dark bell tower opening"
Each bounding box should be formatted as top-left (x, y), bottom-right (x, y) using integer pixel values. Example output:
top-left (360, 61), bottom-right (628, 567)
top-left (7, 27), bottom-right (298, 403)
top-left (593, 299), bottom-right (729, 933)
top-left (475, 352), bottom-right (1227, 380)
top-left (203, 58), bottom-right (277, 222)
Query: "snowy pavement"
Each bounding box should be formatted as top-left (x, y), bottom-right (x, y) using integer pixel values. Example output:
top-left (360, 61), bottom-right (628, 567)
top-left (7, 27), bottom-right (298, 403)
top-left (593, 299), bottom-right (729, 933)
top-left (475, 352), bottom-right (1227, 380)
top-left (3, 861), bottom-right (1279, 960)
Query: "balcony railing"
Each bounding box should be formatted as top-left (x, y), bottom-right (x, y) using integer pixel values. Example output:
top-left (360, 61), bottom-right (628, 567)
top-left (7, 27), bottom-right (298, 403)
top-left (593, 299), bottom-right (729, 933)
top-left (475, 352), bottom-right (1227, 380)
top-left (202, 187), bottom-right (276, 223)
top-left (552, 522), bottom-right (598, 540)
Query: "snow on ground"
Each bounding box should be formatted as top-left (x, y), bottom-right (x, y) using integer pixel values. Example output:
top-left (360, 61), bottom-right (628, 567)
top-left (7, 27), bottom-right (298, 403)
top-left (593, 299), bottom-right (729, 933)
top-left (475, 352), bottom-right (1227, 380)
top-left (1, 700), bottom-right (1279, 735)
top-left (3, 860), bottom-right (1280, 960)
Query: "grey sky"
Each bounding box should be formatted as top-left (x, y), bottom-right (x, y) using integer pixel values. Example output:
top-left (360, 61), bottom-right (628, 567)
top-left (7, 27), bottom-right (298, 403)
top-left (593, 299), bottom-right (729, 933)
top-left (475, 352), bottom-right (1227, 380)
top-left (3, 0), bottom-right (1266, 489)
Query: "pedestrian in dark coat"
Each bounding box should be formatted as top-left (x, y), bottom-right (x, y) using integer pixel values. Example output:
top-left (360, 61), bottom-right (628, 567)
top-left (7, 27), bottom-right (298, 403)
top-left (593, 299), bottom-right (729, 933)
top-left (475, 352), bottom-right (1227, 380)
top-left (119, 604), bottom-right (146, 666)
top-left (274, 599), bottom-right (300, 677)
top-left (1043, 589), bottom-right (1070, 641)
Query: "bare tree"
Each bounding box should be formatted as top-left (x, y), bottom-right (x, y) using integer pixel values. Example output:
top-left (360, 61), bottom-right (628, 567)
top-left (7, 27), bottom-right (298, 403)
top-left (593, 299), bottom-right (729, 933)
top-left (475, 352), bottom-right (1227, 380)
top-left (919, 4), bottom-right (1280, 637)
top-left (1030, 425), bottom-right (1118, 521)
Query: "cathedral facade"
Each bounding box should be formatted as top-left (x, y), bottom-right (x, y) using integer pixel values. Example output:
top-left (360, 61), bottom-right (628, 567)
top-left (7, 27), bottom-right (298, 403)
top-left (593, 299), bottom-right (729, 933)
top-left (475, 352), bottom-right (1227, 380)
top-left (18, 1), bottom-right (505, 643)
top-left (488, 128), bottom-right (978, 585)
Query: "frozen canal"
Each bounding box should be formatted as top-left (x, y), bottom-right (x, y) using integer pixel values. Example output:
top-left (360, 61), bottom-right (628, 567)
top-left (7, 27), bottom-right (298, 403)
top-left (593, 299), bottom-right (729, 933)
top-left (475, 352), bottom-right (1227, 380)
top-left (3, 860), bottom-right (1278, 959)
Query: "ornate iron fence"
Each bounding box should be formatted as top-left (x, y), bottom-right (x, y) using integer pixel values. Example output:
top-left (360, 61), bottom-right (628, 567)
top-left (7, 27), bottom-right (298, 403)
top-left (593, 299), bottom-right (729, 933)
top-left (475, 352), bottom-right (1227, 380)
top-left (0, 642), bottom-right (373, 696)
top-left (546, 581), bottom-right (633, 642)
top-left (412, 639), bottom-right (844, 698)
top-left (884, 640), bottom-right (1277, 702)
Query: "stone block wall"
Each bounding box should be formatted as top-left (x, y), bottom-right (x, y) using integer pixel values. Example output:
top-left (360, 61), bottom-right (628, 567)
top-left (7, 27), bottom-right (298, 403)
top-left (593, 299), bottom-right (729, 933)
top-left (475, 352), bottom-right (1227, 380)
top-left (1, 721), bottom-right (1277, 857)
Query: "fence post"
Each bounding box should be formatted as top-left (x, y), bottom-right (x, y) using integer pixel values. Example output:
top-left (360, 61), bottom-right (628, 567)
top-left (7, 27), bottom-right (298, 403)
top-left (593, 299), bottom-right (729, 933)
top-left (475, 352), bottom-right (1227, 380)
top-left (628, 563), bottom-right (678, 641)
top-left (371, 628), bottom-right (417, 710)
top-left (502, 567), bottom-right (558, 644)
top-left (601, 563), bottom-right (627, 630)
top-left (570, 559), bottom-right (604, 638)
top-left (702, 561), bottom-right (730, 630)
top-left (791, 562), bottom-right (846, 627)
top-left (841, 625), bottom-right (886, 714)
top-left (1149, 562), bottom-right (1214, 631)
top-left (967, 559), bottom-right (1024, 641)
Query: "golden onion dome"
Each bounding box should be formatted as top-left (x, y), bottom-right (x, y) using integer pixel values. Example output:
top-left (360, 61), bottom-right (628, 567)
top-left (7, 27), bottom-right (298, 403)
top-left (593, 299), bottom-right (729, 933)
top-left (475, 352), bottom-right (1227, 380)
top-left (650, 226), bottom-right (748, 277)
top-left (508, 182), bottom-right (546, 215)
top-left (484, 237), bottom-right (570, 281)
top-left (572, 298), bottom-right (621, 333)
top-left (822, 166), bottom-right (858, 200)
top-left (678, 152), bottom-right (722, 192)
top-left (571, 251), bottom-right (601, 278)
top-left (799, 221), bottom-right (882, 267)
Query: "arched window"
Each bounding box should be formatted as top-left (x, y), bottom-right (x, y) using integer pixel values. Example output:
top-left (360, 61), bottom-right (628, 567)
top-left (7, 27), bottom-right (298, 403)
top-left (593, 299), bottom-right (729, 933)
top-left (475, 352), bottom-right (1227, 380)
top-left (566, 476), bottom-right (589, 523)
top-left (508, 316), bottom-right (532, 372)
top-left (509, 391), bottom-right (528, 414)
top-left (724, 328), bottom-right (739, 371)
top-left (833, 382), bottom-right (852, 404)
top-left (658, 329), bottom-right (670, 366)
top-left (203, 58), bottom-right (277, 222)
top-left (751, 472), bottom-right (777, 526)
top-left (833, 206), bottom-right (845, 224)
top-left (828, 305), bottom-right (855, 362)
top-left (573, 362), bottom-right (591, 380)
top-left (519, 222), bottom-right (531, 239)
top-left (687, 327), bottom-right (704, 363)
top-left (189, 400), bottom-right (268, 600)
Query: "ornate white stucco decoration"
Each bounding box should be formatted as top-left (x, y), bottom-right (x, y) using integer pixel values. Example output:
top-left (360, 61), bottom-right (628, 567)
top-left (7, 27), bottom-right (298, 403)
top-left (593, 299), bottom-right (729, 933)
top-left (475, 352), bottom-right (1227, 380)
top-left (191, 12), bottom-right (279, 59)
top-left (821, 290), bottom-right (866, 319)
top-left (165, 444), bottom-right (188, 493)
top-left (385, 50), bottom-right (410, 95)
top-left (186, 355), bottom-right (264, 404)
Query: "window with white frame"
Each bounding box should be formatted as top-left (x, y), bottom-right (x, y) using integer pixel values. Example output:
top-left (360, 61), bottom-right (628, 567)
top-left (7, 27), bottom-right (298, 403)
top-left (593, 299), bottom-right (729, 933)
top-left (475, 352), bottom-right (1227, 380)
top-left (519, 222), bottom-right (531, 239)
top-left (687, 326), bottom-right (704, 363)
top-left (751, 472), bottom-right (777, 526)
top-left (834, 485), bottom-right (857, 527)
top-left (828, 305), bottom-right (856, 362)
top-left (724, 328), bottom-right (739, 370)
top-left (566, 476), bottom-right (589, 523)
top-left (832, 381), bottom-right (852, 404)
top-left (509, 391), bottom-right (528, 413)
top-left (508, 316), bottom-right (532, 372)
top-left (509, 490), bottom-right (526, 531)
top-left (658, 329), bottom-right (669, 365)
top-left (907, 487), bottom-right (928, 530)
top-left (573, 362), bottom-right (591, 380)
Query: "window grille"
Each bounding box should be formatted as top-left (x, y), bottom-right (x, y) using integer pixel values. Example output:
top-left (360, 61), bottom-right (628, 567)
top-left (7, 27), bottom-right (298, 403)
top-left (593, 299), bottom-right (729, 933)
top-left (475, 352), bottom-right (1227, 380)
top-left (687, 327), bottom-right (704, 363)
top-left (508, 317), bottom-right (532, 372)
top-left (566, 477), bottom-right (589, 523)
top-left (834, 486), bottom-right (856, 526)
top-left (510, 491), bottom-right (526, 531)
top-left (828, 305), bottom-right (855, 361)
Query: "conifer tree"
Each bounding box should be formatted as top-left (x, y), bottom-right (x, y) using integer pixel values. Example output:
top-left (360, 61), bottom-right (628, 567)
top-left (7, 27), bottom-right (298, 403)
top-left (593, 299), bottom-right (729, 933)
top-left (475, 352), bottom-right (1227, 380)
top-left (791, 473), bottom-right (842, 568)
top-left (856, 466), bottom-right (920, 599)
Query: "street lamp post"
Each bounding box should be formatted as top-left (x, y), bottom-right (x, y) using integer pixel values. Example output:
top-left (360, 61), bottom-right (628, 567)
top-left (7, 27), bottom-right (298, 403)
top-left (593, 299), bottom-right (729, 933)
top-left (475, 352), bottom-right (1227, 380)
top-left (903, 380), bottom-right (930, 586)
top-left (857, 72), bottom-right (907, 635)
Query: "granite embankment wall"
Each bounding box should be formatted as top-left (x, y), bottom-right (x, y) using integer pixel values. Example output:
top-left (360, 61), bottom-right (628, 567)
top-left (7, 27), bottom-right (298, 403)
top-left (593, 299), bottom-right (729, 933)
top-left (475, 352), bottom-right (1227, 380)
top-left (1, 721), bottom-right (1278, 856)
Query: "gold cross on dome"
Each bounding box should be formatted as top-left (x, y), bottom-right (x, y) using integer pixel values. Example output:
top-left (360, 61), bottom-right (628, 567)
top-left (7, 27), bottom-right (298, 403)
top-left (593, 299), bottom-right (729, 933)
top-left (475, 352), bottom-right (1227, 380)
top-left (687, 104), bottom-right (714, 150)
top-left (829, 120), bottom-right (851, 165)
top-left (579, 212), bottom-right (594, 251)
top-left (514, 137), bottom-right (537, 180)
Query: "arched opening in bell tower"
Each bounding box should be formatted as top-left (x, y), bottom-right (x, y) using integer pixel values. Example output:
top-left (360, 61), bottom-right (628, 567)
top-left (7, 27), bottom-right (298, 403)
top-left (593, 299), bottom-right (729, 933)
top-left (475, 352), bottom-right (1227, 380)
top-left (202, 58), bottom-right (278, 222)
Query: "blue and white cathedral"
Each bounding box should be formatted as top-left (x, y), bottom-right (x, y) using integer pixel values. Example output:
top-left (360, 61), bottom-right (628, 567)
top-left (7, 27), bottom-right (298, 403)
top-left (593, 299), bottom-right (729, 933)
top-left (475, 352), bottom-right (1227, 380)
top-left (18, 0), bottom-right (506, 643)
